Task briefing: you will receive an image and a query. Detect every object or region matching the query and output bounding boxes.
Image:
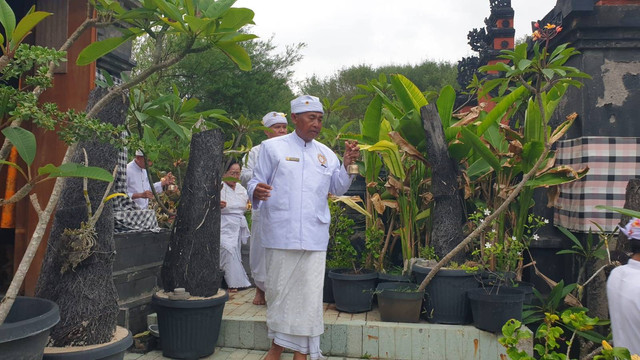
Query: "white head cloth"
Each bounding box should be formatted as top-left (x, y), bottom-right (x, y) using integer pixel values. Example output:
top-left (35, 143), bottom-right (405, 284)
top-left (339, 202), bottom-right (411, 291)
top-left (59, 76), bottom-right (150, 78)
top-left (262, 111), bottom-right (288, 128)
top-left (135, 149), bottom-right (144, 156)
top-left (290, 95), bottom-right (323, 114)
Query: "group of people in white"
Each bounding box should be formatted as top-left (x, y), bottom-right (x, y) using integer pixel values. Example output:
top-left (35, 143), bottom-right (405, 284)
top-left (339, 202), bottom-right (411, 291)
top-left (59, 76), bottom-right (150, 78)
top-left (126, 95), bottom-right (360, 360)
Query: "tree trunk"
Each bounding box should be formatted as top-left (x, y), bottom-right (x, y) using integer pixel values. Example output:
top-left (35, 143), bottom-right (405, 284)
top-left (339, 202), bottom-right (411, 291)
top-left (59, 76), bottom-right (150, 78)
top-left (161, 129), bottom-right (224, 297)
top-left (35, 87), bottom-right (125, 346)
top-left (420, 104), bottom-right (465, 263)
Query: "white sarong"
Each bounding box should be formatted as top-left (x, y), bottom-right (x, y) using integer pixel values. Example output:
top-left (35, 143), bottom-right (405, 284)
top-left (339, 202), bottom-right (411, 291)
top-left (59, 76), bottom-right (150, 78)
top-left (265, 249), bottom-right (326, 359)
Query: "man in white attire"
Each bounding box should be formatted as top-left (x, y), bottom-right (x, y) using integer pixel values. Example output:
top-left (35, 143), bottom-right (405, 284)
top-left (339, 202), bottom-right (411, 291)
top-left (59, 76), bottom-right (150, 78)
top-left (248, 95), bottom-right (359, 360)
top-left (240, 111), bottom-right (288, 305)
top-left (126, 150), bottom-right (174, 209)
top-left (607, 217), bottom-right (640, 354)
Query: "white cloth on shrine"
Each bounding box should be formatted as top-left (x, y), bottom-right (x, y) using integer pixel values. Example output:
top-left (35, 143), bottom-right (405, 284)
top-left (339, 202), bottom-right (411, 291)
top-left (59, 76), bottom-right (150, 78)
top-left (607, 258), bottom-right (640, 354)
top-left (265, 248), bottom-right (326, 359)
top-left (220, 182), bottom-right (251, 288)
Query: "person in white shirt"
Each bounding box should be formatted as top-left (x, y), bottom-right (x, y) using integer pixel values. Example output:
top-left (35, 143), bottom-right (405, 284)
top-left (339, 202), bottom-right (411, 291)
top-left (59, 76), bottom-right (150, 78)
top-left (240, 111), bottom-right (288, 305)
top-left (247, 95), bottom-right (360, 360)
top-left (126, 150), bottom-right (174, 209)
top-left (220, 160), bottom-right (252, 290)
top-left (607, 217), bottom-right (640, 355)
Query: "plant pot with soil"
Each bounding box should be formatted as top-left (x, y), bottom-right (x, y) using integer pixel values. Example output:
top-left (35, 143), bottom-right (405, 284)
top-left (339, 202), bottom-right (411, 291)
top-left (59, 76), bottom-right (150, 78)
top-left (153, 130), bottom-right (230, 359)
top-left (0, 296), bottom-right (60, 360)
top-left (412, 260), bottom-right (479, 324)
top-left (376, 282), bottom-right (423, 323)
top-left (328, 268), bottom-right (378, 313)
top-left (467, 286), bottom-right (525, 333)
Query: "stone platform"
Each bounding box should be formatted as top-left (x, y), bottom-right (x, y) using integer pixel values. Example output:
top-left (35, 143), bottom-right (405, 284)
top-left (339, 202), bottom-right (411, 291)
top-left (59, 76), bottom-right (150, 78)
top-left (128, 288), bottom-right (529, 359)
top-left (217, 288), bottom-right (521, 359)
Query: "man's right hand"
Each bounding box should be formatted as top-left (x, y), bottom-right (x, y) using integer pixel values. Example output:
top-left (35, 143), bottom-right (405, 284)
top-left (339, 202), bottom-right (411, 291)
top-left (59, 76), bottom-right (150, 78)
top-left (253, 183), bottom-right (272, 202)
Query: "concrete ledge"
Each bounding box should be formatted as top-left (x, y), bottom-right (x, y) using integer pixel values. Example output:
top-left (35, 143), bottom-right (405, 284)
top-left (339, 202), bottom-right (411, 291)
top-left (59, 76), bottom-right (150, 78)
top-left (218, 288), bottom-right (532, 359)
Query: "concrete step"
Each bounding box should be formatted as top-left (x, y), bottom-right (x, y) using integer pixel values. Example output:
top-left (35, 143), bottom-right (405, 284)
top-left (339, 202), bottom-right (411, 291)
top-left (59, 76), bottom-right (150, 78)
top-left (126, 348), bottom-right (362, 360)
top-left (217, 288), bottom-right (531, 360)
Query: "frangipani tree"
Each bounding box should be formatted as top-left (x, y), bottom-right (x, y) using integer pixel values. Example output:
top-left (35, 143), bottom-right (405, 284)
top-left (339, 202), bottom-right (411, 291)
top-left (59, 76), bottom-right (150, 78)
top-left (0, 1), bottom-right (256, 345)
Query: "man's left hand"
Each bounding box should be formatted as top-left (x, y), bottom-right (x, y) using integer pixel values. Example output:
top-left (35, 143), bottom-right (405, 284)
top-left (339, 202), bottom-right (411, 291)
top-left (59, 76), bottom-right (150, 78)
top-left (162, 172), bottom-right (176, 186)
top-left (343, 140), bottom-right (360, 167)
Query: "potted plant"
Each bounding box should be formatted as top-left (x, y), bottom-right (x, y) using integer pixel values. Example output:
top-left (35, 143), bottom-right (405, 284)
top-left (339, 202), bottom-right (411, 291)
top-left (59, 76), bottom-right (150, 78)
top-left (375, 281), bottom-right (424, 323)
top-left (324, 200), bottom-right (357, 303)
top-left (327, 225), bottom-right (381, 313)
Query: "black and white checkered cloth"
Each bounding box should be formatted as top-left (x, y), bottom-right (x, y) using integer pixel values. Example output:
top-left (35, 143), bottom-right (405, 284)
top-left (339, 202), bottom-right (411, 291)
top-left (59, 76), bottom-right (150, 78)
top-left (554, 136), bottom-right (640, 232)
top-left (113, 140), bottom-right (161, 233)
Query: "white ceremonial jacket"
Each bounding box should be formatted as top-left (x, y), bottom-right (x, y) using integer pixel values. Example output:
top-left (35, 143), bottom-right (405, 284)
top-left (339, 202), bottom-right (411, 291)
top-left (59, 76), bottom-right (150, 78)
top-left (220, 182), bottom-right (250, 252)
top-left (607, 258), bottom-right (640, 354)
top-left (247, 132), bottom-right (353, 251)
top-left (126, 160), bottom-right (163, 209)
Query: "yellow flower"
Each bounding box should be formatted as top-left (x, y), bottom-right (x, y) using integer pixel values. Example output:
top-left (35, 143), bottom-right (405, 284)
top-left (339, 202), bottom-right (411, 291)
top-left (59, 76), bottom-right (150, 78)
top-left (532, 30), bottom-right (541, 41)
top-left (602, 340), bottom-right (613, 351)
top-left (544, 23), bottom-right (556, 29)
top-left (630, 354), bottom-right (640, 360)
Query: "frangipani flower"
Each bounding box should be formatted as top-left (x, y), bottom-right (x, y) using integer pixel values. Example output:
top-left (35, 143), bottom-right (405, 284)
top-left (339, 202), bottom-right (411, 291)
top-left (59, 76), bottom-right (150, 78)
top-left (602, 340), bottom-right (613, 351)
top-left (619, 217), bottom-right (640, 240)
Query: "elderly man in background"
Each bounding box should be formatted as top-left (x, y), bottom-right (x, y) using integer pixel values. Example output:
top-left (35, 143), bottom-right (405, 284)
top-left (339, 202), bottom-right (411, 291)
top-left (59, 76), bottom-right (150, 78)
top-left (607, 218), bottom-right (640, 355)
top-left (241, 111), bottom-right (289, 305)
top-left (248, 95), bottom-right (359, 360)
top-left (126, 150), bottom-right (174, 209)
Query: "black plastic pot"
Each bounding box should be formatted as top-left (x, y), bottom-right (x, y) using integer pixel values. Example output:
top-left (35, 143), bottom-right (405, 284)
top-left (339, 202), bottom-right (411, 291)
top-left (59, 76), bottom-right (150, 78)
top-left (468, 287), bottom-right (525, 333)
top-left (376, 282), bottom-right (423, 323)
top-left (412, 264), bottom-right (478, 324)
top-left (512, 281), bottom-right (535, 305)
top-left (328, 269), bottom-right (377, 313)
top-left (43, 326), bottom-right (133, 360)
top-left (323, 268), bottom-right (335, 303)
top-left (152, 290), bottom-right (229, 359)
top-left (0, 296), bottom-right (60, 360)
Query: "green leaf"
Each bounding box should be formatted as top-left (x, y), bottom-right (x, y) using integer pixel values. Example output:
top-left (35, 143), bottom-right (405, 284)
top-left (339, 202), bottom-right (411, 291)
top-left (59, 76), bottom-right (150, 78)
top-left (360, 140), bottom-right (405, 180)
top-left (467, 158), bottom-right (492, 179)
top-left (517, 59), bottom-right (532, 71)
top-left (542, 68), bottom-right (554, 79)
top-left (218, 8), bottom-right (254, 31)
top-left (556, 226), bottom-right (582, 249)
top-left (390, 74), bottom-right (427, 114)
top-left (0, 160), bottom-right (27, 180)
top-left (555, 249), bottom-right (579, 255)
top-left (436, 85), bottom-right (455, 128)
top-left (151, 0), bottom-right (184, 24)
top-left (38, 163), bottom-right (114, 182)
top-left (477, 86), bottom-right (528, 136)
top-left (216, 41), bottom-right (251, 71)
top-left (361, 95), bottom-right (382, 144)
top-left (461, 127), bottom-right (501, 172)
top-left (595, 205), bottom-right (640, 219)
top-left (521, 140), bottom-right (544, 173)
top-left (526, 168), bottom-right (587, 188)
top-left (2, 127), bottom-right (36, 166)
top-left (157, 116), bottom-right (187, 141)
top-left (10, 11), bottom-right (51, 49)
top-left (77, 33), bottom-right (137, 66)
top-left (202, 0), bottom-right (235, 19)
top-left (0, 0), bottom-right (16, 43)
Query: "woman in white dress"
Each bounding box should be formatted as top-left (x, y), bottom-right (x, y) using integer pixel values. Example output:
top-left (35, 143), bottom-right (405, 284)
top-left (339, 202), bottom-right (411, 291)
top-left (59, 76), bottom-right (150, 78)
top-left (220, 161), bottom-right (252, 290)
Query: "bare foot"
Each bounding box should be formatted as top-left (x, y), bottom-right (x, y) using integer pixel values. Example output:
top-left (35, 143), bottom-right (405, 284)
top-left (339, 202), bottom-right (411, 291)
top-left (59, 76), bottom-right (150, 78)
top-left (264, 342), bottom-right (284, 360)
top-left (252, 287), bottom-right (266, 305)
top-left (293, 351), bottom-right (307, 360)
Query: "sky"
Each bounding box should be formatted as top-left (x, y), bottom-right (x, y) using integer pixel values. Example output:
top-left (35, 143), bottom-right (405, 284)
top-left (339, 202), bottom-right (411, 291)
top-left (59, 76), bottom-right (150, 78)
top-left (235, 0), bottom-right (557, 85)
